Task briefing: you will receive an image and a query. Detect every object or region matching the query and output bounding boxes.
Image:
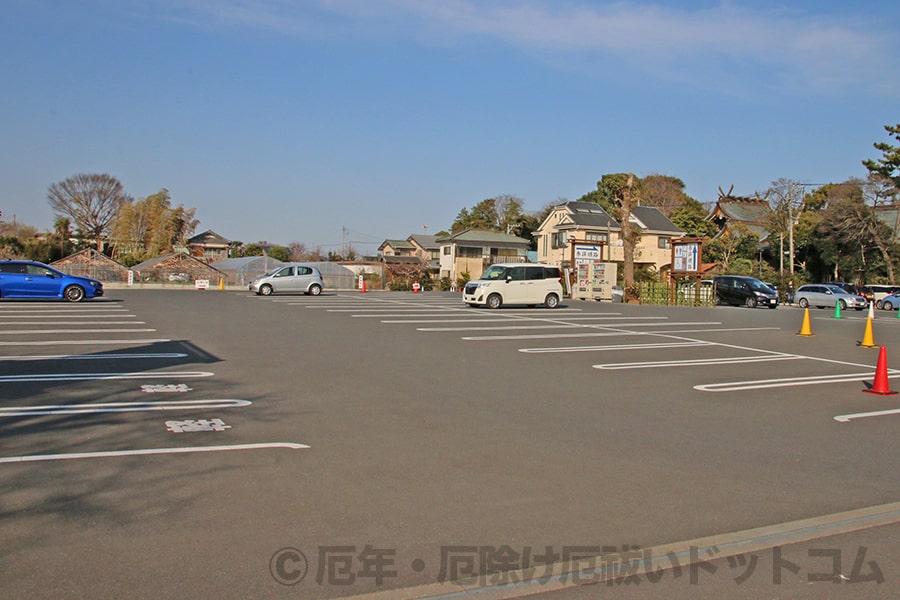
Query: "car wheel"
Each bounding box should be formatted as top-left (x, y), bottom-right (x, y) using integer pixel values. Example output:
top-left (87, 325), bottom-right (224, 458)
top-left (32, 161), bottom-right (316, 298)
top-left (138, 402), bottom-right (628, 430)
top-left (308, 284), bottom-right (322, 296)
top-left (486, 293), bottom-right (502, 309)
top-left (259, 284), bottom-right (274, 296)
top-left (745, 296), bottom-right (757, 308)
top-left (876, 300), bottom-right (883, 309)
top-left (885, 301), bottom-right (894, 311)
top-left (544, 293), bottom-right (560, 309)
top-left (839, 299), bottom-right (847, 310)
top-left (798, 298), bottom-right (809, 308)
top-left (63, 285), bottom-right (85, 303)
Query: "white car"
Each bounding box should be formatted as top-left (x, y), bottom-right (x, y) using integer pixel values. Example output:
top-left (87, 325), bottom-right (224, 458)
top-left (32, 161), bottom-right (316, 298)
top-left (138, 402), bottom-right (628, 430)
top-left (463, 263), bottom-right (563, 309)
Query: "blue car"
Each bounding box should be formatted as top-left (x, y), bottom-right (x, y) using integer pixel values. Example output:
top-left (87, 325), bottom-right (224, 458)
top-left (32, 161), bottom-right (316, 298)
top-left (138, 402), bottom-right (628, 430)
top-left (0, 260), bottom-right (103, 302)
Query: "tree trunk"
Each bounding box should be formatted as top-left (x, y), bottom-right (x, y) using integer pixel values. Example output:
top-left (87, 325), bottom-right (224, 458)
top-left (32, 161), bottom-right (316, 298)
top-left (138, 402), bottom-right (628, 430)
top-left (620, 174), bottom-right (638, 299)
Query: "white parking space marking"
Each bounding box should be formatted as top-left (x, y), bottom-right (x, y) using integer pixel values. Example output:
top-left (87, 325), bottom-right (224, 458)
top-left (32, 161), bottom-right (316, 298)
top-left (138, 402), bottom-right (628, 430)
top-left (520, 341), bottom-right (712, 354)
top-left (0, 399), bottom-right (251, 417)
top-left (3, 352), bottom-right (187, 361)
top-left (594, 354), bottom-right (804, 370)
top-left (0, 371), bottom-right (214, 383)
top-left (0, 338), bottom-right (171, 346)
top-left (0, 328), bottom-right (156, 335)
top-left (382, 317), bottom-right (641, 324)
top-left (0, 309), bottom-right (132, 315)
top-left (142, 383), bottom-right (193, 393)
top-left (0, 442), bottom-right (310, 464)
top-left (694, 371), bottom-right (897, 392)
top-left (165, 418), bottom-right (231, 432)
top-left (0, 320), bottom-right (145, 325)
top-left (463, 327), bottom-right (777, 341)
top-left (834, 408), bottom-right (900, 422)
top-left (423, 321), bottom-right (720, 332)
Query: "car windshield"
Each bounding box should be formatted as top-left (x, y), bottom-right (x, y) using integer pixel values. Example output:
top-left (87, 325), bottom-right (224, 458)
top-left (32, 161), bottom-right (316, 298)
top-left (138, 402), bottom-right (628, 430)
top-left (747, 279), bottom-right (772, 293)
top-left (479, 266), bottom-right (509, 280)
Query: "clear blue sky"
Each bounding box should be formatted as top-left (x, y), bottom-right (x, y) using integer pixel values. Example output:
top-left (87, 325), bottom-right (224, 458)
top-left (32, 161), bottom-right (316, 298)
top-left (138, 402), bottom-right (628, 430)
top-left (2, 1), bottom-right (898, 253)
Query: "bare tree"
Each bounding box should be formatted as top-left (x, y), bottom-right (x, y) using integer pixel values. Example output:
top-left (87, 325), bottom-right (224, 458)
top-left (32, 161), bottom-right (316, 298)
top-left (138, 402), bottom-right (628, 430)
top-left (48, 173), bottom-right (130, 250)
top-left (620, 174), bottom-right (639, 298)
top-left (766, 178), bottom-right (806, 277)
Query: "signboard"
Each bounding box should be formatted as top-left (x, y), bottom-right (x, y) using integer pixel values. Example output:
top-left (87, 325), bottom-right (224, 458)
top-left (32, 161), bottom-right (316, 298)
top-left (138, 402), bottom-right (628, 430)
top-left (672, 240), bottom-right (701, 274)
top-left (574, 244), bottom-right (602, 264)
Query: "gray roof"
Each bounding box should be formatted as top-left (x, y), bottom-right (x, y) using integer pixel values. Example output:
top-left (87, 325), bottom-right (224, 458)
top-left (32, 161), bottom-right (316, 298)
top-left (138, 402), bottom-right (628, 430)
top-left (564, 202), bottom-right (620, 228)
top-left (187, 229), bottom-right (231, 246)
top-left (379, 239), bottom-right (415, 250)
top-left (436, 229), bottom-right (531, 247)
top-left (408, 234), bottom-right (439, 249)
top-left (631, 206), bottom-right (684, 233)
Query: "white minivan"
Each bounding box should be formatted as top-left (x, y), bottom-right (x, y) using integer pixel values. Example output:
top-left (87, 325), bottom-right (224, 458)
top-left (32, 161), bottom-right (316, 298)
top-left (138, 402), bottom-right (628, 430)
top-left (462, 263), bottom-right (563, 309)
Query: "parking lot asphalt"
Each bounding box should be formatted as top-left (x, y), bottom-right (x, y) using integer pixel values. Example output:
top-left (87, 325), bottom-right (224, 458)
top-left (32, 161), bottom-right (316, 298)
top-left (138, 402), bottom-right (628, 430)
top-left (1, 290), bottom-right (897, 599)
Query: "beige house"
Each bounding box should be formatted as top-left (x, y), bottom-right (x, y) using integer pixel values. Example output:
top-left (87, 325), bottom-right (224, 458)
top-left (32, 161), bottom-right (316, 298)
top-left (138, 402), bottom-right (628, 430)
top-left (534, 201), bottom-right (685, 272)
top-left (437, 229), bottom-right (532, 283)
top-left (378, 239), bottom-right (416, 257)
top-left (408, 234), bottom-right (440, 268)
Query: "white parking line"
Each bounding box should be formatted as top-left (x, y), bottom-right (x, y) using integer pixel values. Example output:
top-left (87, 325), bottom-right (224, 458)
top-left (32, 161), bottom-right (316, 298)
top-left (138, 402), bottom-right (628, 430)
top-left (426, 321), bottom-right (720, 333)
top-left (1, 352), bottom-right (187, 361)
top-left (0, 320), bottom-right (144, 325)
top-left (0, 328), bottom-right (156, 335)
top-left (694, 371), bottom-right (898, 392)
top-left (0, 399), bottom-right (251, 417)
top-left (0, 371), bottom-right (214, 383)
top-left (383, 315), bottom-right (657, 324)
top-left (594, 354), bottom-right (804, 370)
top-left (0, 309), bottom-right (131, 315)
top-left (520, 341), bottom-right (711, 354)
top-left (0, 442), bottom-right (310, 464)
top-left (834, 408), bottom-right (900, 422)
top-left (463, 327), bottom-right (777, 341)
top-left (0, 338), bottom-right (171, 346)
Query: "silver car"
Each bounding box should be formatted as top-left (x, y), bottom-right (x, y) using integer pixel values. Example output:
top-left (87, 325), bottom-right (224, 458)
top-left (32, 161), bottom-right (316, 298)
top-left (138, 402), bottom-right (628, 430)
top-left (249, 264), bottom-right (324, 296)
top-left (794, 284), bottom-right (867, 311)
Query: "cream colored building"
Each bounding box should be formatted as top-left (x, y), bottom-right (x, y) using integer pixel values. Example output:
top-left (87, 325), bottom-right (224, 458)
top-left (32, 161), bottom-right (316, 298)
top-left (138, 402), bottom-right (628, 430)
top-left (437, 229), bottom-right (532, 283)
top-left (534, 202), bottom-right (684, 272)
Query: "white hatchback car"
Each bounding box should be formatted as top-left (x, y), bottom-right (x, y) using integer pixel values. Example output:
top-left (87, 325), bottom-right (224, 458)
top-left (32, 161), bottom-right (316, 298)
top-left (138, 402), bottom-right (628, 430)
top-left (249, 264), bottom-right (324, 296)
top-left (463, 263), bottom-right (563, 309)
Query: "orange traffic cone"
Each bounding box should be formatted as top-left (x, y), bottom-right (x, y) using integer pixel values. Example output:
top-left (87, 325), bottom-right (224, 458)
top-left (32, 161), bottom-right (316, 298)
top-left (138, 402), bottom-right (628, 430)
top-left (797, 308), bottom-right (814, 336)
top-left (361, 279), bottom-right (367, 293)
top-left (858, 317), bottom-right (877, 348)
top-left (863, 346), bottom-right (898, 395)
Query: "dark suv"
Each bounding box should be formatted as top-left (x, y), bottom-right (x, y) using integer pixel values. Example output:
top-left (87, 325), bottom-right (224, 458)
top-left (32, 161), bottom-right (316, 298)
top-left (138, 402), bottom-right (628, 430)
top-left (713, 275), bottom-right (779, 308)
